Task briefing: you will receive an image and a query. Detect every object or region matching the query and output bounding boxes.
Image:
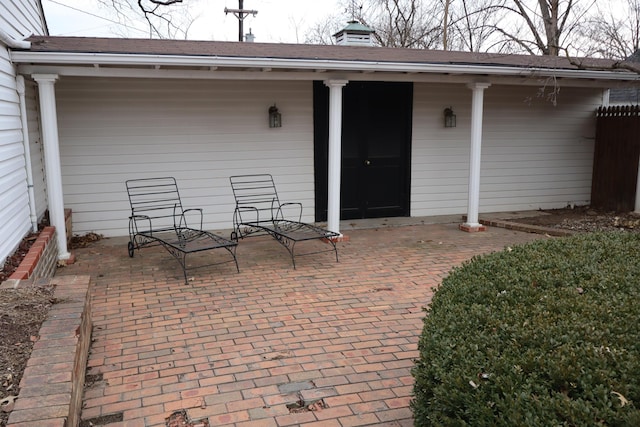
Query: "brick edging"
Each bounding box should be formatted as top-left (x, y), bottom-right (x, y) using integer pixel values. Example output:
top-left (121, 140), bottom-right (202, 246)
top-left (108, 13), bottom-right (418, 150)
top-left (479, 218), bottom-right (576, 237)
top-left (9, 227), bottom-right (57, 281)
top-left (7, 275), bottom-right (92, 427)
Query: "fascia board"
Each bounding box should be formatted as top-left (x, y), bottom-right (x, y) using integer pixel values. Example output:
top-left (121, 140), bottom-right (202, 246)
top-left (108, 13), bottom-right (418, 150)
top-left (10, 51), bottom-right (640, 82)
top-left (14, 64), bottom-right (627, 88)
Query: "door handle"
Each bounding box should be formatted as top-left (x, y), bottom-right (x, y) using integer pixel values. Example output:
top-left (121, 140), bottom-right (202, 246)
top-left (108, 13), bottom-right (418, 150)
top-left (364, 160), bottom-right (371, 166)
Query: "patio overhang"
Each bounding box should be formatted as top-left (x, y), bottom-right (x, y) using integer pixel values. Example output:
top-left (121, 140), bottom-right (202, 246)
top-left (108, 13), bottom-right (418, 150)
top-left (11, 50), bottom-right (640, 88)
top-left (9, 36), bottom-right (640, 242)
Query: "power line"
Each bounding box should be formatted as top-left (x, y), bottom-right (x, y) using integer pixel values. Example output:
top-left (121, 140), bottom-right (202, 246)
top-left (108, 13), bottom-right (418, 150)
top-left (44, 0), bottom-right (149, 36)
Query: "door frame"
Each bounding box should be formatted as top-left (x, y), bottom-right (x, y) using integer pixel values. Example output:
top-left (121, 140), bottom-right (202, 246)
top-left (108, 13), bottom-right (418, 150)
top-left (313, 80), bottom-right (413, 221)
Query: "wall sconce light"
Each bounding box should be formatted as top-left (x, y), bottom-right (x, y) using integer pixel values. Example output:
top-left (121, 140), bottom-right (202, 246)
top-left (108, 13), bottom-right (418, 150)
top-left (444, 107), bottom-right (456, 128)
top-left (268, 104), bottom-right (282, 128)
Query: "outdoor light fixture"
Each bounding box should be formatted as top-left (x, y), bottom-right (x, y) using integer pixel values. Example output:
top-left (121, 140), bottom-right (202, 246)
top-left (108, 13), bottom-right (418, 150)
top-left (268, 104), bottom-right (282, 128)
top-left (444, 107), bottom-right (456, 128)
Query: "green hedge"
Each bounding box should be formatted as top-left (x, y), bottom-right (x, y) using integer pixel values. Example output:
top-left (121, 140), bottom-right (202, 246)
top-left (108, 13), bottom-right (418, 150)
top-left (412, 232), bottom-right (640, 426)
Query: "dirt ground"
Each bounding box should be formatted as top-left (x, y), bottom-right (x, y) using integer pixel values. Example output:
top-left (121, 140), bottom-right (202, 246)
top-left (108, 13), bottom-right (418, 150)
top-left (0, 207), bottom-right (638, 425)
top-left (0, 285), bottom-right (55, 425)
top-left (0, 233), bottom-right (99, 426)
top-left (508, 205), bottom-right (640, 233)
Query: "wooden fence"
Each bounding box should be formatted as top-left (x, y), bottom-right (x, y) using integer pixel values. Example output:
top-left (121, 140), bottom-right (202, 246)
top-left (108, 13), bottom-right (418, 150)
top-left (591, 105), bottom-right (640, 212)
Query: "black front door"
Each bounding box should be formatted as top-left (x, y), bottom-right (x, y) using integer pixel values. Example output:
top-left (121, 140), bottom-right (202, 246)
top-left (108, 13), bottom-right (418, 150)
top-left (314, 81), bottom-right (412, 220)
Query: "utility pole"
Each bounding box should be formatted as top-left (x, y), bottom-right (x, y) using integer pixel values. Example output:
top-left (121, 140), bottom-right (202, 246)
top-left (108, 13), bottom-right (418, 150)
top-left (224, 0), bottom-right (258, 42)
top-left (443, 0), bottom-right (450, 50)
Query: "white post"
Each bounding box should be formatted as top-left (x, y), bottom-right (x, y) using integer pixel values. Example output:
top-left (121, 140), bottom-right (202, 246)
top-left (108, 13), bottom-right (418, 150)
top-left (461, 82), bottom-right (491, 232)
top-left (32, 74), bottom-right (70, 260)
top-left (324, 79), bottom-right (348, 235)
top-left (602, 89), bottom-right (610, 107)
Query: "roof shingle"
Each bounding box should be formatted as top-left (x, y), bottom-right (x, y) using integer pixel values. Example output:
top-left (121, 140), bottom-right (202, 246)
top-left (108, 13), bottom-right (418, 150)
top-left (23, 35), bottom-right (630, 72)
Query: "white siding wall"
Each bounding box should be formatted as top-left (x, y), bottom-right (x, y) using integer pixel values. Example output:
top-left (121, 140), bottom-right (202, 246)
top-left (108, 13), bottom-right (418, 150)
top-left (412, 83), bottom-right (598, 216)
top-left (0, 45), bottom-right (31, 263)
top-left (412, 83), bottom-right (472, 215)
top-left (57, 77), bottom-right (603, 237)
top-left (56, 78), bottom-right (314, 237)
top-left (0, 0), bottom-right (47, 265)
top-left (0, 0), bottom-right (46, 38)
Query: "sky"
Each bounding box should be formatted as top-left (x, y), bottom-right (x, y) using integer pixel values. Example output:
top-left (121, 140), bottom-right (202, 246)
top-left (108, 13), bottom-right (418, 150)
top-left (42, 0), bottom-right (343, 43)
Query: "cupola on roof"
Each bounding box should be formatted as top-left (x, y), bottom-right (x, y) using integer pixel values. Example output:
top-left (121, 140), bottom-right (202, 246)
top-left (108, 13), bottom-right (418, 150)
top-left (333, 20), bottom-right (375, 46)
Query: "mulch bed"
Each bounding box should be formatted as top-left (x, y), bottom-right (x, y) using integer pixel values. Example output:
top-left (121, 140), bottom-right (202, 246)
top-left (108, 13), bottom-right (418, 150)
top-left (0, 285), bottom-right (55, 425)
top-left (0, 232), bottom-right (39, 283)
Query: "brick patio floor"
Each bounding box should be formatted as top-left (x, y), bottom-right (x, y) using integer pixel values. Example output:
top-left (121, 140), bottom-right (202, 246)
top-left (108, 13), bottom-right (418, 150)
top-left (57, 220), bottom-right (549, 426)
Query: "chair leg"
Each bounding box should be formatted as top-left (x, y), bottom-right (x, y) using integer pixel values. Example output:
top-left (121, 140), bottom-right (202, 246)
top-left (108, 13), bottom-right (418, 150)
top-left (226, 245), bottom-right (240, 273)
top-left (290, 242), bottom-right (296, 269)
top-left (180, 253), bottom-right (189, 284)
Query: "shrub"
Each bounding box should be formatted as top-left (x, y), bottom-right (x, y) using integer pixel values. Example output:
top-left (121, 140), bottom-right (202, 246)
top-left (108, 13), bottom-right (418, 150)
top-left (412, 232), bottom-right (640, 426)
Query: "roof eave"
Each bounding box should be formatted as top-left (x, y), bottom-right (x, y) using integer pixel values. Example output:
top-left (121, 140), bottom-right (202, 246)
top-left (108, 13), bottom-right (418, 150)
top-left (11, 51), bottom-right (640, 82)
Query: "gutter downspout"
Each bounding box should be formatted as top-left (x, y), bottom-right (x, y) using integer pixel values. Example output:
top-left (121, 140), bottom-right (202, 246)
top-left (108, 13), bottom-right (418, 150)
top-left (16, 75), bottom-right (38, 232)
top-left (0, 29), bottom-right (31, 49)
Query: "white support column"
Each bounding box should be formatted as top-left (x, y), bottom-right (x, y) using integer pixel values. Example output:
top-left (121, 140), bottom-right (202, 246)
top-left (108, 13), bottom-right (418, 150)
top-left (324, 79), bottom-right (348, 235)
top-left (602, 89), bottom-right (610, 107)
top-left (461, 82), bottom-right (491, 232)
top-left (32, 74), bottom-right (70, 260)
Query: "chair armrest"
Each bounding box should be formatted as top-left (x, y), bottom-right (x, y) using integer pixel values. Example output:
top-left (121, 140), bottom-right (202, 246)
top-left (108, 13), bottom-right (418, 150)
top-left (180, 207), bottom-right (204, 229)
top-left (276, 202), bottom-right (303, 222)
top-left (234, 206), bottom-right (261, 227)
top-left (129, 214), bottom-right (152, 236)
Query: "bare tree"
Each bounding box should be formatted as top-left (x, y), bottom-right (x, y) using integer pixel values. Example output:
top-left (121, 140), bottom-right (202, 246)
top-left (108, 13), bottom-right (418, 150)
top-left (487, 0), bottom-right (594, 56)
top-left (97, 0), bottom-right (198, 39)
top-left (303, 0), bottom-right (365, 45)
top-left (96, 0), bottom-right (639, 67)
top-left (446, 0), bottom-right (509, 52)
top-left (577, 0), bottom-right (640, 59)
top-left (306, 0), bottom-right (444, 48)
top-left (305, 0), bottom-right (590, 54)
top-left (305, 0), bottom-right (512, 52)
top-left (304, 13), bottom-right (344, 45)
top-left (363, 0), bottom-right (444, 48)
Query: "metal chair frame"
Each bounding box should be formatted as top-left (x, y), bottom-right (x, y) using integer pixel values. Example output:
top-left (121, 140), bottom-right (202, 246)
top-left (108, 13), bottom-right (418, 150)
top-left (126, 177), bottom-right (239, 283)
top-left (229, 174), bottom-right (340, 268)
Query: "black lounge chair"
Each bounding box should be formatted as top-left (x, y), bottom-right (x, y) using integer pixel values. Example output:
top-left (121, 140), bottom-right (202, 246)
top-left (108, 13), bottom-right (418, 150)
top-left (126, 177), bottom-right (239, 283)
top-left (229, 174), bottom-right (340, 268)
